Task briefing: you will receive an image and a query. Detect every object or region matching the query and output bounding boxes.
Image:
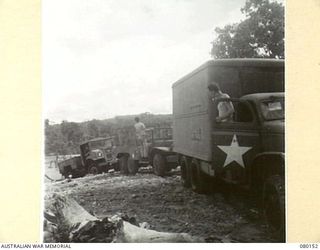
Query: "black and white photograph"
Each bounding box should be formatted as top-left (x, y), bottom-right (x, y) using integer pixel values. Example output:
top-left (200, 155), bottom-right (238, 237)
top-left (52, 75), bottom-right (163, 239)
top-left (43, 0), bottom-right (285, 243)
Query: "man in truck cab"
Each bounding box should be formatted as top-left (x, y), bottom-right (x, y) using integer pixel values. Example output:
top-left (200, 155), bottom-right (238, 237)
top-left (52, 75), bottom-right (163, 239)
top-left (208, 82), bottom-right (234, 122)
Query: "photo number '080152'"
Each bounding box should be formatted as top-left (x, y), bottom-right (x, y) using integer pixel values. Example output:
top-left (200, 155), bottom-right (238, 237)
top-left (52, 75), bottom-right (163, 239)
top-left (300, 244), bottom-right (319, 248)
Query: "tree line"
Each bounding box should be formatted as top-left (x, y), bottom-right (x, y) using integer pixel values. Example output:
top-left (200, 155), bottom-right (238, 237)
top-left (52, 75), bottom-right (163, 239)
top-left (45, 113), bottom-right (172, 155)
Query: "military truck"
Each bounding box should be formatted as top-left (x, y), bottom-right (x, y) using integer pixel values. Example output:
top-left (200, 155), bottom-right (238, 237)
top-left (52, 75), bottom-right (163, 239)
top-left (113, 126), bottom-right (178, 176)
top-left (172, 59), bottom-right (285, 240)
top-left (79, 137), bottom-right (119, 174)
top-left (58, 137), bottom-right (118, 177)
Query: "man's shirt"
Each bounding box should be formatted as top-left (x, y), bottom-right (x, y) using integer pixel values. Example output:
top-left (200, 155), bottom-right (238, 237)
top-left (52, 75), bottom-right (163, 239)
top-left (134, 122), bottom-right (146, 139)
top-left (215, 93), bottom-right (234, 122)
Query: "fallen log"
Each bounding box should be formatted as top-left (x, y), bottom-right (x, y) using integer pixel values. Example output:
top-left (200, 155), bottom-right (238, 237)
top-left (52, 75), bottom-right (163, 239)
top-left (44, 193), bottom-right (204, 243)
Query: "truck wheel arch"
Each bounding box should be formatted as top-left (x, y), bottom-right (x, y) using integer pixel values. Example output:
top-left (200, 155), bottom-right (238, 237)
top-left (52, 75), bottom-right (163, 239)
top-left (86, 160), bottom-right (100, 175)
top-left (149, 148), bottom-right (169, 164)
top-left (250, 152), bottom-right (285, 192)
top-left (117, 153), bottom-right (130, 159)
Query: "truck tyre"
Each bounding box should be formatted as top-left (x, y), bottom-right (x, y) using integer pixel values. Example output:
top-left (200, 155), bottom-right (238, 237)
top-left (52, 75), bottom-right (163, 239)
top-left (153, 153), bottom-right (166, 177)
top-left (88, 162), bottom-right (99, 175)
top-left (263, 175), bottom-right (285, 241)
top-left (190, 158), bottom-right (207, 194)
top-left (63, 167), bottom-right (72, 179)
top-left (128, 158), bottom-right (139, 175)
top-left (113, 162), bottom-right (120, 172)
top-left (119, 156), bottom-right (129, 175)
top-left (63, 172), bottom-right (72, 179)
top-left (180, 156), bottom-right (191, 188)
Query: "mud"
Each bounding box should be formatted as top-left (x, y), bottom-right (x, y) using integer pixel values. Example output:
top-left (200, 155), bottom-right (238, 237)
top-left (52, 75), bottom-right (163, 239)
top-left (45, 167), bottom-right (279, 243)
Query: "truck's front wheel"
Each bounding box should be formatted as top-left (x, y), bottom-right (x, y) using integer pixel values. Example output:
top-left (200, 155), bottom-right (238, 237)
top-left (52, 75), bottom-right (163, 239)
top-left (263, 175), bottom-right (285, 241)
top-left (119, 156), bottom-right (129, 175)
top-left (63, 172), bottom-right (72, 179)
top-left (190, 158), bottom-right (207, 194)
top-left (88, 162), bottom-right (99, 175)
top-left (128, 158), bottom-right (139, 175)
top-left (153, 153), bottom-right (166, 177)
top-left (180, 156), bottom-right (191, 188)
top-left (113, 162), bottom-right (120, 172)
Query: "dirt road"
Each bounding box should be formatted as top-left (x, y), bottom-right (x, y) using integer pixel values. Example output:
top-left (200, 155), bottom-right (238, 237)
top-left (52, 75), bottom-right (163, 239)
top-left (45, 167), bottom-right (280, 243)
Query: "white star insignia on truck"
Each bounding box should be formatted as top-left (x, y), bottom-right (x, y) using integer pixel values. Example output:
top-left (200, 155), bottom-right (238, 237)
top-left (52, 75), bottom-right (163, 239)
top-left (217, 135), bottom-right (252, 168)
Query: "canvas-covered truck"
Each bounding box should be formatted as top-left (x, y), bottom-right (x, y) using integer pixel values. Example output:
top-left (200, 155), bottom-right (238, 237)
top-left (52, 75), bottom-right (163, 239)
top-left (172, 59), bottom-right (285, 240)
top-left (113, 126), bottom-right (178, 176)
top-left (58, 137), bottom-right (118, 177)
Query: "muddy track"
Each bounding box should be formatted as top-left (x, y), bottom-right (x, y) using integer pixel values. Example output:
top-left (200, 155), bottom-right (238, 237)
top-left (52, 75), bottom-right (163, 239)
top-left (45, 171), bottom-right (279, 243)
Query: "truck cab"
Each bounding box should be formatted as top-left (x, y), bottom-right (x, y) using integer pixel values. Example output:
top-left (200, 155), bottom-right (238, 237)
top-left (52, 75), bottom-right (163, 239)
top-left (195, 92), bottom-right (284, 239)
top-left (209, 93), bottom-right (284, 186)
top-left (79, 137), bottom-right (118, 174)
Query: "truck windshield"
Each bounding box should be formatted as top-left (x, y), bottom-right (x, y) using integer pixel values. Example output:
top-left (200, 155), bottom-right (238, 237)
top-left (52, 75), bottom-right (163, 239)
top-left (90, 139), bottom-right (113, 148)
top-left (260, 98), bottom-right (284, 120)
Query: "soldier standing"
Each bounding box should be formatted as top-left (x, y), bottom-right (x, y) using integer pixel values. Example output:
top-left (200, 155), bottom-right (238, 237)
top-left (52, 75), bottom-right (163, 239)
top-left (134, 117), bottom-right (147, 158)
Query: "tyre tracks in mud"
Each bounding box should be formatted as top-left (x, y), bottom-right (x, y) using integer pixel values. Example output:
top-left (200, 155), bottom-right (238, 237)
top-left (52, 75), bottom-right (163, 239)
top-left (45, 172), bottom-right (278, 242)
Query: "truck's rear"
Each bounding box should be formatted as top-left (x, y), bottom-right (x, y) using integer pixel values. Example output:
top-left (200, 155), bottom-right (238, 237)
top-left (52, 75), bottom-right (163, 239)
top-left (58, 155), bottom-right (85, 178)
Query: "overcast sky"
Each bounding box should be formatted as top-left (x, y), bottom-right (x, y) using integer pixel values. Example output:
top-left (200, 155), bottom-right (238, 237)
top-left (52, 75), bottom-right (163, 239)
top-left (43, 0), bottom-right (283, 123)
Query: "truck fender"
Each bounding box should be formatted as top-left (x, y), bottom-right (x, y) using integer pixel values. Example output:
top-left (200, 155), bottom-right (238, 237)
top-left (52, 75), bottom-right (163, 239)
top-left (250, 152), bottom-right (285, 190)
top-left (148, 147), bottom-right (172, 163)
top-left (116, 152), bottom-right (130, 159)
top-left (151, 146), bottom-right (172, 153)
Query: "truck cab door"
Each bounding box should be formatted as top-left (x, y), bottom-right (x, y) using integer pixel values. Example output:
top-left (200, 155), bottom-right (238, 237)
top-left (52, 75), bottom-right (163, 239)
top-left (211, 99), bottom-right (260, 185)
